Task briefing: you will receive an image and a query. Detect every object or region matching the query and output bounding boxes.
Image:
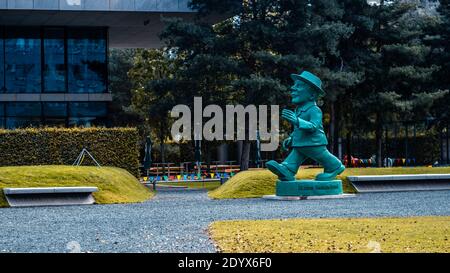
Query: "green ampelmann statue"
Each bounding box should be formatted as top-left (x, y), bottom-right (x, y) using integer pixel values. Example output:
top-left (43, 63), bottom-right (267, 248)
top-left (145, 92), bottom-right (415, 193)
top-left (266, 71), bottom-right (346, 185)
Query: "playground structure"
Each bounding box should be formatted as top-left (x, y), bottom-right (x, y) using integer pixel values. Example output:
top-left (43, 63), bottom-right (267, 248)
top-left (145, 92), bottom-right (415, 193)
top-left (73, 148), bottom-right (101, 167)
top-left (140, 161), bottom-right (245, 186)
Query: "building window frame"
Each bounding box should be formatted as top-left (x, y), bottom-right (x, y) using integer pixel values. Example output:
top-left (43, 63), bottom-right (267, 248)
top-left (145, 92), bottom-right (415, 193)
top-left (0, 25), bottom-right (109, 94)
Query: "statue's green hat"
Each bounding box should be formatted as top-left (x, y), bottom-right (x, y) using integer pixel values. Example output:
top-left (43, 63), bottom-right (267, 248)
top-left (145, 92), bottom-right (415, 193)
top-left (291, 71), bottom-right (325, 97)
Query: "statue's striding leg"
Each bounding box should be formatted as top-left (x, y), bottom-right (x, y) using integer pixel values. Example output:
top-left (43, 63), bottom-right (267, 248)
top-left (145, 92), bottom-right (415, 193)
top-left (301, 146), bottom-right (345, 181)
top-left (266, 148), bottom-right (305, 181)
top-left (281, 148), bottom-right (306, 176)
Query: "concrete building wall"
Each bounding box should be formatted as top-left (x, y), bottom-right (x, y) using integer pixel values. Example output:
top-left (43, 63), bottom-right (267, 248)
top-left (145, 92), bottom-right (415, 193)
top-left (0, 0), bottom-right (192, 12)
top-left (0, 0), bottom-right (197, 48)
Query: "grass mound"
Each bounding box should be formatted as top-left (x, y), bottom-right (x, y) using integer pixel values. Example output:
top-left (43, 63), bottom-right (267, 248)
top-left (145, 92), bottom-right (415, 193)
top-left (209, 166), bottom-right (450, 199)
top-left (209, 216), bottom-right (450, 253)
top-left (0, 165), bottom-right (153, 207)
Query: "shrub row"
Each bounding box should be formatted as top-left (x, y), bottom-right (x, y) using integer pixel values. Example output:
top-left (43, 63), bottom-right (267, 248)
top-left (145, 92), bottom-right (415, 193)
top-left (0, 127), bottom-right (140, 176)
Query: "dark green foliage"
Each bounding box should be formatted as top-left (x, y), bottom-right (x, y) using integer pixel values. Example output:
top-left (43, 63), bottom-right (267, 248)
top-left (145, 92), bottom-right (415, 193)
top-left (121, 0), bottom-right (447, 167)
top-left (109, 49), bottom-right (141, 126)
top-left (337, 0), bottom-right (447, 165)
top-left (432, 0), bottom-right (450, 124)
top-left (127, 49), bottom-right (183, 163)
top-left (0, 128), bottom-right (140, 176)
top-left (158, 0), bottom-right (358, 170)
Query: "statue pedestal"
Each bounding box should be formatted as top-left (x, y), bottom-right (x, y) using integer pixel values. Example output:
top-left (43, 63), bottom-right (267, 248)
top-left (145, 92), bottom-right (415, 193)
top-left (276, 180), bottom-right (343, 197)
top-left (263, 180), bottom-right (355, 201)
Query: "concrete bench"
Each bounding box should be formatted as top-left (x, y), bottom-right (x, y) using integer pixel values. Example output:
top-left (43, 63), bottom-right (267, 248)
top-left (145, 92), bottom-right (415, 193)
top-left (3, 187), bottom-right (98, 207)
top-left (347, 174), bottom-right (450, 193)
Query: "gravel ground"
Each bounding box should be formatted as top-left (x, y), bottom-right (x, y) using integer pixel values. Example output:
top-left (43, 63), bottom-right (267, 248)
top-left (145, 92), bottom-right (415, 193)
top-left (0, 190), bottom-right (449, 253)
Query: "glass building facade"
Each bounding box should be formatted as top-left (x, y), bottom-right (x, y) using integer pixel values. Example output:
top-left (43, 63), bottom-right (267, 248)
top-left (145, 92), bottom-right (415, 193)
top-left (0, 26), bottom-right (109, 129)
top-left (0, 102), bottom-right (108, 128)
top-left (0, 1), bottom-right (197, 129)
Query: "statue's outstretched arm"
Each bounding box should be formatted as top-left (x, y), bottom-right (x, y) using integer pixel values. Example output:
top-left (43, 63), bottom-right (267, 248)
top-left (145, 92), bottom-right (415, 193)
top-left (297, 108), bottom-right (323, 133)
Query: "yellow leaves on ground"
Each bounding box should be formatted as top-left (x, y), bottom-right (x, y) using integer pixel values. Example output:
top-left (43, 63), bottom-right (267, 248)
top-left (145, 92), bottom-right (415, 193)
top-left (209, 217), bottom-right (450, 253)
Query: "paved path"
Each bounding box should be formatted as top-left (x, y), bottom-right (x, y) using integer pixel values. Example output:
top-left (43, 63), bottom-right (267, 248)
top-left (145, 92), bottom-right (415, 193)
top-left (0, 190), bottom-right (449, 253)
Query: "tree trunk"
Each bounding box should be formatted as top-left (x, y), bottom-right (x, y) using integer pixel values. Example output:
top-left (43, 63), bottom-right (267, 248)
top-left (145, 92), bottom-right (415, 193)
top-left (375, 114), bottom-right (383, 167)
top-left (239, 119), bottom-right (251, 171)
top-left (405, 123), bottom-right (409, 165)
top-left (329, 102), bottom-right (336, 154)
top-left (335, 100), bottom-right (341, 156)
top-left (346, 131), bottom-right (352, 167)
top-left (159, 121), bottom-right (166, 175)
top-left (240, 140), bottom-right (251, 171)
top-left (206, 142), bottom-right (211, 174)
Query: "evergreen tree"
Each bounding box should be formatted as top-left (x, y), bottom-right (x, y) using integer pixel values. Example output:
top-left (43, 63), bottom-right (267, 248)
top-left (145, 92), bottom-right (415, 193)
top-left (161, 0), bottom-right (355, 170)
top-left (350, 0), bottom-right (446, 166)
top-left (333, 0), bottom-right (375, 161)
top-left (132, 0), bottom-right (446, 168)
top-left (109, 49), bottom-right (140, 126)
top-left (432, 0), bottom-right (450, 125)
top-left (127, 49), bottom-right (181, 163)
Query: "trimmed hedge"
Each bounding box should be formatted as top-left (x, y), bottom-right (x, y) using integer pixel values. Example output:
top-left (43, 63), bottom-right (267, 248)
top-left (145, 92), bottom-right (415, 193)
top-left (0, 127), bottom-right (140, 176)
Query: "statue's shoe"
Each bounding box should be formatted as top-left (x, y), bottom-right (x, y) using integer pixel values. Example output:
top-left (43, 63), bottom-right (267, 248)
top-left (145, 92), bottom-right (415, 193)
top-left (315, 164), bottom-right (346, 181)
top-left (266, 160), bottom-right (295, 181)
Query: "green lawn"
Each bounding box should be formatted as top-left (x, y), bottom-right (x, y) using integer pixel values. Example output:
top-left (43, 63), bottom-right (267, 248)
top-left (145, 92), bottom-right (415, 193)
top-left (209, 216), bottom-right (450, 253)
top-left (209, 166), bottom-right (450, 199)
top-left (0, 165), bottom-right (153, 207)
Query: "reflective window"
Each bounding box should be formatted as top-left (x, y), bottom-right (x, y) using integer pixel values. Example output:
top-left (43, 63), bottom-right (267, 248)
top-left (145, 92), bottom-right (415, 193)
top-left (68, 117), bottom-right (96, 127)
top-left (110, 0), bottom-right (135, 10)
top-left (135, 0), bottom-right (157, 11)
top-left (6, 0), bottom-right (34, 9)
top-left (6, 102), bottom-right (42, 117)
top-left (6, 117), bottom-right (41, 129)
top-left (43, 102), bottom-right (67, 117)
top-left (4, 27), bottom-right (41, 93)
top-left (84, 0), bottom-right (109, 10)
top-left (159, 0), bottom-right (179, 11)
top-left (34, 0), bottom-right (60, 9)
top-left (43, 118), bottom-right (66, 127)
top-left (0, 28), bottom-right (4, 92)
top-left (69, 117), bottom-right (107, 128)
top-left (68, 28), bottom-right (107, 93)
top-left (69, 102), bottom-right (107, 117)
top-left (0, 101), bottom-right (110, 128)
top-left (60, 0), bottom-right (83, 10)
top-left (44, 28), bottom-right (66, 93)
top-left (0, 102), bottom-right (4, 127)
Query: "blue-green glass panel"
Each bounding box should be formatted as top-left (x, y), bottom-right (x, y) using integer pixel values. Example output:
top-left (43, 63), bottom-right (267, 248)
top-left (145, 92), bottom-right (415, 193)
top-left (43, 102), bottom-right (67, 117)
top-left (4, 27), bottom-right (41, 93)
top-left (0, 30), bottom-right (4, 93)
top-left (67, 28), bottom-right (107, 93)
top-left (5, 117), bottom-right (41, 129)
top-left (69, 102), bottom-right (107, 117)
top-left (44, 28), bottom-right (66, 93)
top-left (6, 102), bottom-right (42, 117)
